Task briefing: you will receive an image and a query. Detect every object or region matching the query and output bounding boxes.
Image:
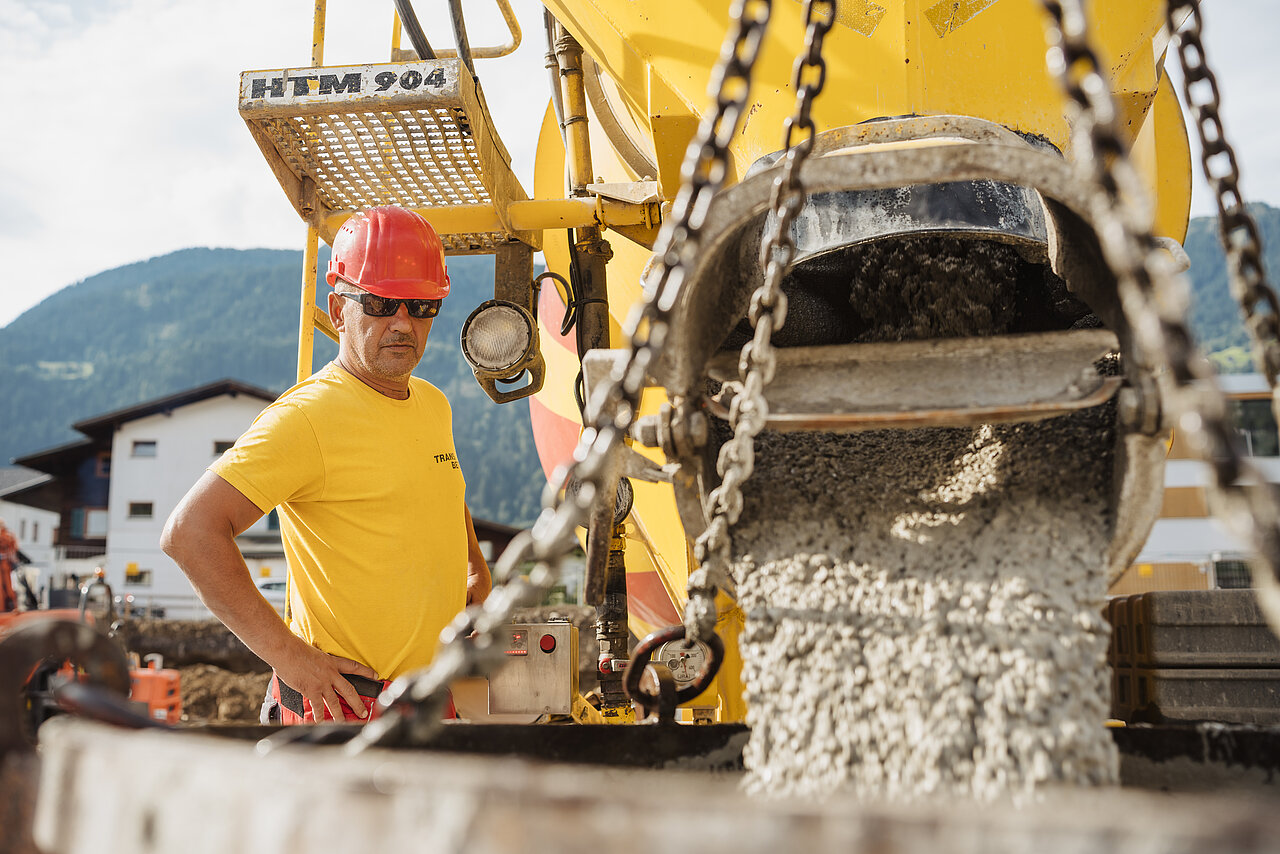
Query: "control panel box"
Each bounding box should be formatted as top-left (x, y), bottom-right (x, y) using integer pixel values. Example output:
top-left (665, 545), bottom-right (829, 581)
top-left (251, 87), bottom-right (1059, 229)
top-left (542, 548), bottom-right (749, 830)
top-left (488, 622), bottom-right (579, 715)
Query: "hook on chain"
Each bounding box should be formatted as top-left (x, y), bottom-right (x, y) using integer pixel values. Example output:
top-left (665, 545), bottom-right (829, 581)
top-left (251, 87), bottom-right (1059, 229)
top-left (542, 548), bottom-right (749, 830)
top-left (624, 624), bottom-right (725, 722)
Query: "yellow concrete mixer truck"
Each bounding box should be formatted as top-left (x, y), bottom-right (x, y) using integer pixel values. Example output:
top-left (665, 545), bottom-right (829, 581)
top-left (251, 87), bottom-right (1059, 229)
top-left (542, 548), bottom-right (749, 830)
top-left (7, 1), bottom-right (1280, 850)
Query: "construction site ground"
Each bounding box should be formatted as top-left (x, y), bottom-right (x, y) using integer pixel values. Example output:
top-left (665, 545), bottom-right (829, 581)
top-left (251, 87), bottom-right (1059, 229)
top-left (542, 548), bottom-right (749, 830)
top-left (115, 605), bottom-right (601, 724)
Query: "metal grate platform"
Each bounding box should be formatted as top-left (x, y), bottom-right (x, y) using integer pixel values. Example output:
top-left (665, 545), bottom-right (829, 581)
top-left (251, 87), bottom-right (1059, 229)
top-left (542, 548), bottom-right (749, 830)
top-left (239, 59), bottom-right (537, 252)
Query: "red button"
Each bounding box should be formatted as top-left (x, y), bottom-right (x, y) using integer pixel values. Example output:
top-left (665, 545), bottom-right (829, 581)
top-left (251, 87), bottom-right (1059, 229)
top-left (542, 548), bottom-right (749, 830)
top-left (539, 634), bottom-right (557, 653)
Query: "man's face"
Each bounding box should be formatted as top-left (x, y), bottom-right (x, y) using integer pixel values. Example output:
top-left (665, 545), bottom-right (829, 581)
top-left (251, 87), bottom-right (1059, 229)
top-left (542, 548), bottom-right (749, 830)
top-left (329, 286), bottom-right (433, 384)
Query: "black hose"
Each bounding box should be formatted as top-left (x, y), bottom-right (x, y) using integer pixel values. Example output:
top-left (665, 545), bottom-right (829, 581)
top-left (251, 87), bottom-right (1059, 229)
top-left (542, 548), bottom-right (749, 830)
top-left (393, 0), bottom-right (436, 60)
top-left (447, 0), bottom-right (476, 78)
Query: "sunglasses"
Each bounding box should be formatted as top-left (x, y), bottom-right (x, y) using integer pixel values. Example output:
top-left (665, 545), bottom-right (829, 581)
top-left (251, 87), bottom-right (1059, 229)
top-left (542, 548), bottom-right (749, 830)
top-left (337, 291), bottom-right (441, 319)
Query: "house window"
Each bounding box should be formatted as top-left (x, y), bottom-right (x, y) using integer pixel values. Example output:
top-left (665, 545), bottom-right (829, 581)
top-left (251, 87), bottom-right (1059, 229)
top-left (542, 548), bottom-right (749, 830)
top-left (86, 509), bottom-right (108, 537)
top-left (1229, 399), bottom-right (1279, 457)
top-left (266, 508), bottom-right (280, 531)
top-left (95, 452), bottom-right (111, 478)
top-left (213, 440), bottom-right (235, 455)
top-left (72, 508), bottom-right (109, 539)
top-left (128, 502), bottom-right (154, 519)
top-left (19, 520), bottom-right (25, 538)
top-left (123, 569), bottom-right (153, 586)
top-left (132, 440), bottom-right (157, 458)
top-left (33, 522), bottom-right (38, 540)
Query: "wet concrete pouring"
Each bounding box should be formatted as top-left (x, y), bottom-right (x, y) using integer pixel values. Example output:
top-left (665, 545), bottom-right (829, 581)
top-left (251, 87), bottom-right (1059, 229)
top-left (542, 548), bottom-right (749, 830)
top-left (730, 407), bottom-right (1119, 801)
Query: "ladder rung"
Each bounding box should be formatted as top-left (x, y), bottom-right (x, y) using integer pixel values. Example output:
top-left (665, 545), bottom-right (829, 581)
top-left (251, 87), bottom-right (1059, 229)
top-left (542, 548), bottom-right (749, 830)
top-left (311, 306), bottom-right (337, 342)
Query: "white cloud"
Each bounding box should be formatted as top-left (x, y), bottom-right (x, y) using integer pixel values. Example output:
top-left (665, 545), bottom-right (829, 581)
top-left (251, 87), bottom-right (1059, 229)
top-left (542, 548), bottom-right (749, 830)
top-left (1167, 0), bottom-right (1280, 217)
top-left (0, 0), bottom-right (1276, 328)
top-left (0, 0), bottom-right (547, 326)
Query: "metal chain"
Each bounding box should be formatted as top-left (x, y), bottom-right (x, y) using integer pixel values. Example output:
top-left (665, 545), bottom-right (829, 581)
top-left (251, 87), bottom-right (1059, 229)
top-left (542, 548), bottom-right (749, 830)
top-left (1167, 0), bottom-right (1280, 401)
top-left (686, 0), bottom-right (836, 642)
top-left (1038, 0), bottom-right (1280, 631)
top-left (348, 0), bottom-right (775, 752)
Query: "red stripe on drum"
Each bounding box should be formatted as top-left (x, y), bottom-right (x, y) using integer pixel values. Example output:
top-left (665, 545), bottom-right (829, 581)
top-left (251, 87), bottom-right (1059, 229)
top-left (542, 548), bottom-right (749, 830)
top-left (538, 279), bottom-right (578, 354)
top-left (626, 569), bottom-right (681, 629)
top-left (529, 395), bottom-right (581, 482)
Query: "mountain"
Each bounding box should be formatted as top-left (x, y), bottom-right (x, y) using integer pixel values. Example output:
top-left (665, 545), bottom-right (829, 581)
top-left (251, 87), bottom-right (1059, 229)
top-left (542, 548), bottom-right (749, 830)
top-left (1184, 202), bottom-right (1280, 373)
top-left (0, 248), bottom-right (546, 527)
top-left (2, 202), bottom-right (1278, 524)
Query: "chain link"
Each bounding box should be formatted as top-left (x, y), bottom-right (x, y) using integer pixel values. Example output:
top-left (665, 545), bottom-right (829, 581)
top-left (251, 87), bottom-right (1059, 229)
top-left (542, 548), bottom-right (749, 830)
top-left (687, 0), bottom-right (836, 642)
top-left (1038, 0), bottom-right (1280, 631)
top-left (348, 0), bottom-right (775, 751)
top-left (1167, 0), bottom-right (1280, 397)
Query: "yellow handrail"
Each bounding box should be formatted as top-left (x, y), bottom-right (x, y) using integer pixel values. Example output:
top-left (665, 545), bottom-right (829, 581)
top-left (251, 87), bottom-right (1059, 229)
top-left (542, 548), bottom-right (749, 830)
top-left (392, 0), bottom-right (522, 61)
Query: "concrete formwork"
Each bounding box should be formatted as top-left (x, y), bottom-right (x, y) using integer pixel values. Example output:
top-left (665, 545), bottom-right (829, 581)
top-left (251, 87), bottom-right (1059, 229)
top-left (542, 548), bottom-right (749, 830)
top-left (17, 719), bottom-right (1280, 854)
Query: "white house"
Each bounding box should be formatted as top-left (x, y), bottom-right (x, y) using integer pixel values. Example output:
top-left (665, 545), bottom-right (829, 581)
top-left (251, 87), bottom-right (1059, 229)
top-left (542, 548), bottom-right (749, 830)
top-left (103, 385), bottom-right (287, 614)
top-left (12, 380), bottom-right (282, 617)
top-left (1113, 373), bottom-right (1280, 594)
top-left (9, 378), bottom-right (523, 619)
top-left (0, 467), bottom-right (60, 603)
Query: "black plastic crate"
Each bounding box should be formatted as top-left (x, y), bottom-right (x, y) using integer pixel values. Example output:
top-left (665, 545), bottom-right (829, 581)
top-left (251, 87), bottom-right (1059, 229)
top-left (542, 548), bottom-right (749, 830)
top-left (1131, 589), bottom-right (1280, 669)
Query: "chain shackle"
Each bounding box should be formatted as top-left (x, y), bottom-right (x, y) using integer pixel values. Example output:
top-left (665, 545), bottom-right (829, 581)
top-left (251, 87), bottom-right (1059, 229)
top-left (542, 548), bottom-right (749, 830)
top-left (624, 624), bottom-right (726, 718)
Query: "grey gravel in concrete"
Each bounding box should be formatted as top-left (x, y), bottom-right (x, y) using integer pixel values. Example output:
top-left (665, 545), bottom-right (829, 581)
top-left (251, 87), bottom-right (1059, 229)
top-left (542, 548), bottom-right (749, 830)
top-left (730, 407), bottom-right (1118, 801)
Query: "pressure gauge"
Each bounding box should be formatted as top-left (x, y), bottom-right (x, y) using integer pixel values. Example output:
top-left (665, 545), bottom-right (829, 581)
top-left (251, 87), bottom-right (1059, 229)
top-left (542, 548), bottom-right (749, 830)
top-left (656, 639), bottom-right (711, 688)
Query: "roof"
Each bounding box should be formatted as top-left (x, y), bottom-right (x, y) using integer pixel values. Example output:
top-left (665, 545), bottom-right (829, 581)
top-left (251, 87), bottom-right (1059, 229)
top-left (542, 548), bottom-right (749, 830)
top-left (15, 379), bottom-right (279, 472)
top-left (0, 465), bottom-right (60, 512)
top-left (471, 518), bottom-right (522, 540)
top-left (0, 466), bottom-right (52, 498)
top-left (72, 378), bottom-right (278, 439)
top-left (12, 437), bottom-right (98, 473)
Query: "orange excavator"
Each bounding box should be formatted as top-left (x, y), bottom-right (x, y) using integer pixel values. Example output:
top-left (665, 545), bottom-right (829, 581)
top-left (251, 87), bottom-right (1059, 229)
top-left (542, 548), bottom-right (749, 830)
top-left (0, 568), bottom-right (181, 754)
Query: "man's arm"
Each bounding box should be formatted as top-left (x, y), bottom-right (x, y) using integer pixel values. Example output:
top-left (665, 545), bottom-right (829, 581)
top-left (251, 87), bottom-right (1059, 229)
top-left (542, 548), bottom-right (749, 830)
top-left (161, 471), bottom-right (377, 720)
top-left (463, 506), bottom-right (491, 605)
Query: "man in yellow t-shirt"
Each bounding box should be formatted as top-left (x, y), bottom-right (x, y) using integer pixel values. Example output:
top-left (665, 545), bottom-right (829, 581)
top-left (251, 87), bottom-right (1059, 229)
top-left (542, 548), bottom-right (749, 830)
top-left (162, 206), bottom-right (490, 723)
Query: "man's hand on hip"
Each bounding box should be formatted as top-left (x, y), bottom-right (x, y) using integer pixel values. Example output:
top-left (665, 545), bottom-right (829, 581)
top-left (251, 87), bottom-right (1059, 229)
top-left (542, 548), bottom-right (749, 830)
top-left (273, 638), bottom-right (380, 721)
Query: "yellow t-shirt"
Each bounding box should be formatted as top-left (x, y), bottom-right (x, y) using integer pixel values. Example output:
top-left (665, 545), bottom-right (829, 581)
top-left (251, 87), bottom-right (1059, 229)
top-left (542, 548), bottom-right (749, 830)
top-left (210, 362), bottom-right (468, 679)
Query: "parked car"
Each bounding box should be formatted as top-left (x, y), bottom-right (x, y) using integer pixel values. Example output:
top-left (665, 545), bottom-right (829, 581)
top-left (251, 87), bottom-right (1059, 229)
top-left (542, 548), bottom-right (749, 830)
top-left (256, 579), bottom-right (288, 615)
top-left (114, 593), bottom-right (166, 619)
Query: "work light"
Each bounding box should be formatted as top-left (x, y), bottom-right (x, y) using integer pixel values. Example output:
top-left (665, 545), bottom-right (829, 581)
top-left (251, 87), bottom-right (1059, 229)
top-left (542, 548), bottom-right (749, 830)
top-left (460, 299), bottom-right (545, 403)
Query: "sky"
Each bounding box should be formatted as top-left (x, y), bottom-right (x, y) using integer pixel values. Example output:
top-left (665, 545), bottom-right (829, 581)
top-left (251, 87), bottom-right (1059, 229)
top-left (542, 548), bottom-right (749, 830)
top-left (0, 0), bottom-right (1276, 329)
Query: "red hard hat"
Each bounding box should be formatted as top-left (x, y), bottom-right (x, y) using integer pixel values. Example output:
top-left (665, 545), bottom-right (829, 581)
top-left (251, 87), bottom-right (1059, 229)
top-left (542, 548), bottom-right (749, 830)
top-left (326, 206), bottom-right (450, 299)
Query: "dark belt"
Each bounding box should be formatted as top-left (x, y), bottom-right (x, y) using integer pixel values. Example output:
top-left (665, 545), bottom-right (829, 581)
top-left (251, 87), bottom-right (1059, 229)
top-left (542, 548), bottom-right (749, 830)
top-left (276, 672), bottom-right (387, 718)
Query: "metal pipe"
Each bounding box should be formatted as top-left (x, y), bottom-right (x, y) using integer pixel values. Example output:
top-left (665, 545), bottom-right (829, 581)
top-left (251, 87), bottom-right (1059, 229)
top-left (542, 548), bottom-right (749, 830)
top-left (553, 30), bottom-right (594, 197)
top-left (302, 6), bottom-right (326, 387)
top-left (553, 29), bottom-right (612, 356)
top-left (402, 0), bottom-right (522, 61)
top-left (311, 0), bottom-right (326, 65)
top-left (447, 0), bottom-right (475, 77)
top-left (485, 0), bottom-right (523, 58)
top-left (596, 521), bottom-right (634, 722)
top-left (322, 197), bottom-right (659, 239)
top-left (392, 0), bottom-right (436, 60)
top-left (583, 499), bottom-right (612, 606)
top-left (544, 11), bottom-right (567, 147)
top-left (297, 227), bottom-right (320, 383)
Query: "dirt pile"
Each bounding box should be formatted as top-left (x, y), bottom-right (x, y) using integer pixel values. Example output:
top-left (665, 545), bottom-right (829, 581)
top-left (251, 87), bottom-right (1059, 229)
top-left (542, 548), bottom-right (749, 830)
top-left (179, 665), bottom-right (271, 723)
top-left (112, 618), bottom-right (268, 724)
top-left (120, 606), bottom-right (601, 725)
top-left (115, 618), bottom-right (268, 673)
